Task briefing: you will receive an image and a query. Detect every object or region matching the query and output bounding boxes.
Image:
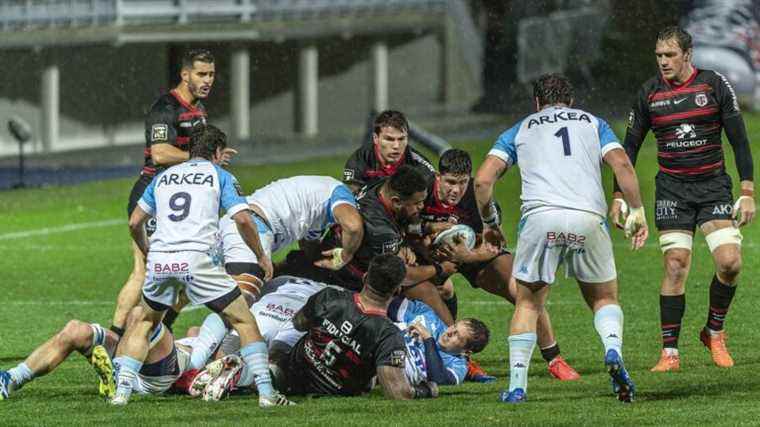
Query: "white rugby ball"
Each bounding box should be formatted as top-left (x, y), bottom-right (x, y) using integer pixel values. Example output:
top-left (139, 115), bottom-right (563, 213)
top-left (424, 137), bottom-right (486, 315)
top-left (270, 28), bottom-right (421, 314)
top-left (433, 224), bottom-right (476, 250)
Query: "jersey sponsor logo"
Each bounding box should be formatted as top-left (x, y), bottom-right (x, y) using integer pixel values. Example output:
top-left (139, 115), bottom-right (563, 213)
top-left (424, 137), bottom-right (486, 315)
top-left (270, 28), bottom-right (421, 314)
top-left (715, 72), bottom-right (740, 112)
top-left (382, 238), bottom-right (402, 254)
top-left (665, 139), bottom-right (709, 149)
top-left (673, 97), bottom-right (688, 105)
top-left (627, 110), bottom-right (635, 128)
top-left (343, 168), bottom-right (355, 181)
top-left (151, 124), bottom-right (169, 142)
top-left (153, 262), bottom-right (190, 273)
top-left (527, 111), bottom-right (591, 128)
top-left (675, 124), bottom-right (697, 140)
top-left (320, 318), bottom-right (362, 354)
top-left (695, 93), bottom-right (708, 107)
top-left (389, 349), bottom-right (406, 368)
top-left (157, 172), bottom-right (214, 187)
top-left (656, 200), bottom-right (678, 220)
top-left (650, 99), bottom-right (672, 108)
top-left (712, 203), bottom-right (732, 215)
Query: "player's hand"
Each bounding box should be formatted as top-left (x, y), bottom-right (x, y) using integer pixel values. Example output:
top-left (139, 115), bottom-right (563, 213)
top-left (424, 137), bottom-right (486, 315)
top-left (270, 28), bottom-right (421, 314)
top-left (733, 196), bottom-right (755, 227)
top-left (258, 255), bottom-right (274, 281)
top-left (609, 198), bottom-right (628, 230)
top-left (436, 236), bottom-right (471, 264)
top-left (398, 246), bottom-right (417, 266)
top-left (219, 148), bottom-right (238, 167)
top-left (426, 221), bottom-right (455, 236)
top-left (313, 248), bottom-right (349, 270)
top-left (407, 322), bottom-right (432, 340)
top-left (624, 206), bottom-right (648, 250)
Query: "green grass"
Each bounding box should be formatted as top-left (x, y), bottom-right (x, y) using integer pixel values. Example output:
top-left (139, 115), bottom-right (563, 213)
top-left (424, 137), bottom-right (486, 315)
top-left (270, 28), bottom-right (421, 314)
top-left (1, 115), bottom-right (760, 425)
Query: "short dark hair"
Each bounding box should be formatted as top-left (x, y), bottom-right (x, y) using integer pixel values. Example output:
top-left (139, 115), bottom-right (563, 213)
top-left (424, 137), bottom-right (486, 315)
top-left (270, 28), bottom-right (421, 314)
top-left (439, 149), bottom-right (472, 176)
top-left (182, 49), bottom-right (215, 70)
top-left (533, 73), bottom-right (574, 108)
top-left (365, 254), bottom-right (406, 297)
top-left (189, 125), bottom-right (227, 160)
top-left (656, 26), bottom-right (692, 53)
top-left (373, 110), bottom-right (409, 135)
top-left (462, 318), bottom-right (490, 353)
top-left (387, 165), bottom-right (428, 200)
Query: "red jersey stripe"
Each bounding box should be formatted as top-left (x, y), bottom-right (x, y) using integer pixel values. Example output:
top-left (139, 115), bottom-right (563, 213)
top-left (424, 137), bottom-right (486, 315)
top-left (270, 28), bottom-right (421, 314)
top-left (656, 144), bottom-right (722, 158)
top-left (649, 84), bottom-right (712, 101)
top-left (651, 107), bottom-right (720, 126)
top-left (660, 160), bottom-right (723, 175)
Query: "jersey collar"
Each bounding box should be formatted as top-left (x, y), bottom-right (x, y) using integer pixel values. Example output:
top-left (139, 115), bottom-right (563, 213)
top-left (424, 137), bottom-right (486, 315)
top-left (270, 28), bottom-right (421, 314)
top-left (170, 89), bottom-right (201, 111)
top-left (663, 67), bottom-right (698, 90)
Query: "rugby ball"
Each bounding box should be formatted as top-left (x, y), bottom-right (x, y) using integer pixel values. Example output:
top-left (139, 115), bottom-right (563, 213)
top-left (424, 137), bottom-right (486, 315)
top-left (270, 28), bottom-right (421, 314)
top-left (433, 224), bottom-right (476, 250)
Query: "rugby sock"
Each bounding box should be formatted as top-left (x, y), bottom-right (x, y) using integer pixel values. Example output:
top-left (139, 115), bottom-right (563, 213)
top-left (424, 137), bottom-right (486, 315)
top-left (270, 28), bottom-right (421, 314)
top-left (444, 293), bottom-right (458, 320)
top-left (660, 294), bottom-right (685, 349)
top-left (594, 304), bottom-right (623, 356)
top-left (238, 341), bottom-right (274, 397)
top-left (8, 363), bottom-right (34, 389)
top-left (540, 342), bottom-right (561, 363)
top-left (507, 332), bottom-right (536, 393)
top-left (112, 355), bottom-right (143, 400)
top-left (109, 325), bottom-right (125, 338)
top-left (190, 313), bottom-right (228, 370)
top-left (706, 275), bottom-right (737, 334)
top-left (162, 309), bottom-right (180, 332)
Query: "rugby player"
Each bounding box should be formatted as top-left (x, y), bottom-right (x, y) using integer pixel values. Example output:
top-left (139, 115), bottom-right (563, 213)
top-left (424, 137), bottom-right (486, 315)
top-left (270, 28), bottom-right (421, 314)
top-left (414, 148), bottom-right (579, 381)
top-left (219, 175), bottom-right (362, 297)
top-left (475, 74), bottom-right (648, 403)
top-left (343, 110), bottom-right (436, 193)
top-left (273, 254), bottom-right (438, 399)
top-left (610, 26), bottom-right (755, 371)
top-left (113, 125), bottom-right (290, 407)
top-left (115, 49), bottom-right (236, 337)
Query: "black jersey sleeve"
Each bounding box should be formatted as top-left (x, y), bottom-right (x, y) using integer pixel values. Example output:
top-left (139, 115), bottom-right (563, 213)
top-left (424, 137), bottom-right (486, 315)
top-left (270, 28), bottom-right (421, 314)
top-left (344, 148), bottom-right (369, 188)
top-left (146, 104), bottom-right (178, 147)
top-left (375, 328), bottom-right (407, 369)
top-left (712, 72), bottom-right (753, 181)
top-left (713, 71), bottom-right (742, 120)
top-left (294, 288), bottom-right (337, 331)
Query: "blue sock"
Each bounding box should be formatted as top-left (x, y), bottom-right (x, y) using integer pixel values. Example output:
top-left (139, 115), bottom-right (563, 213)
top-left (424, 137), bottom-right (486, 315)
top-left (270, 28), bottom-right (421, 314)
top-left (113, 355), bottom-right (143, 397)
top-left (8, 363), bottom-right (34, 389)
top-left (594, 304), bottom-right (624, 357)
top-left (508, 332), bottom-right (537, 393)
top-left (191, 313), bottom-right (228, 370)
top-left (238, 341), bottom-right (274, 397)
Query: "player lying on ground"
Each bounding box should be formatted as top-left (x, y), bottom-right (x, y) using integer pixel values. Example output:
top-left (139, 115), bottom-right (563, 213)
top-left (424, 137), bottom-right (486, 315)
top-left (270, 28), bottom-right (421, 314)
top-left (218, 175), bottom-right (363, 297)
top-left (475, 73), bottom-right (648, 404)
top-left (0, 319), bottom-right (201, 401)
top-left (116, 125), bottom-right (291, 407)
top-left (408, 148), bottom-right (580, 381)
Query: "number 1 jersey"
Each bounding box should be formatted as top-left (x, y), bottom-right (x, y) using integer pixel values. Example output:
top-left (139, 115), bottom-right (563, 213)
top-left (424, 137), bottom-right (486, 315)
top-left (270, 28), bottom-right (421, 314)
top-left (138, 159), bottom-right (248, 252)
top-left (488, 106), bottom-right (622, 218)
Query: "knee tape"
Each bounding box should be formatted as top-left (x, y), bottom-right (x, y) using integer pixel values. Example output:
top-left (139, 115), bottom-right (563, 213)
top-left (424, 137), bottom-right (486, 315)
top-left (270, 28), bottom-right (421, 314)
top-left (705, 227), bottom-right (742, 253)
top-left (659, 232), bottom-right (693, 253)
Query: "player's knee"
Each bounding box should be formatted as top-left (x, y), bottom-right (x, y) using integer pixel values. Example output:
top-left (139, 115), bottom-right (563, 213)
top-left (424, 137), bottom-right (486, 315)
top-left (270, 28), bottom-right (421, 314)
top-left (663, 254), bottom-right (690, 282)
top-left (126, 305), bottom-right (148, 327)
top-left (59, 320), bottom-right (92, 348)
top-left (716, 255), bottom-right (742, 281)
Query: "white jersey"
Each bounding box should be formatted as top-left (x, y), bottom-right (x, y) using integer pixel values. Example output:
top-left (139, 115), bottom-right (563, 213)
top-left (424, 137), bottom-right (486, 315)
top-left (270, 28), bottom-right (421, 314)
top-left (138, 159), bottom-right (248, 252)
top-left (488, 106), bottom-right (622, 218)
top-left (247, 175), bottom-right (356, 248)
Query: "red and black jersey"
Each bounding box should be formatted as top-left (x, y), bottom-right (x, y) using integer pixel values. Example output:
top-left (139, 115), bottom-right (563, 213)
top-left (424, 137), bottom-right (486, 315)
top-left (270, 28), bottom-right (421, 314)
top-left (343, 143), bottom-right (435, 189)
top-left (626, 69), bottom-right (742, 180)
top-left (421, 177), bottom-right (484, 234)
top-left (141, 90), bottom-right (207, 177)
top-left (290, 287), bottom-right (407, 396)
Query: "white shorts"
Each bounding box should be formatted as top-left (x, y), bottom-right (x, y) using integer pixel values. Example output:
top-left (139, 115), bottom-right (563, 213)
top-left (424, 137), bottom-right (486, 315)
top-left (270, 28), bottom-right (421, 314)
top-left (513, 209), bottom-right (617, 284)
top-left (143, 250), bottom-right (238, 308)
top-left (252, 293), bottom-right (308, 348)
top-left (219, 213), bottom-right (276, 265)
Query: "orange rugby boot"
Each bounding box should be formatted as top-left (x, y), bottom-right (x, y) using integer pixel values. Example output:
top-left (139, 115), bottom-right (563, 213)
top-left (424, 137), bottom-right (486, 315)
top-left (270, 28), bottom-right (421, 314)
top-left (547, 355), bottom-right (581, 380)
top-left (700, 328), bottom-right (734, 368)
top-left (650, 349), bottom-right (680, 372)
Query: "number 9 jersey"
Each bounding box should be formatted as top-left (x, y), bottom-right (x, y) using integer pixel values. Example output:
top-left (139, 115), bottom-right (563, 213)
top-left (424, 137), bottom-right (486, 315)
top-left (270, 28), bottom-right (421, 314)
top-left (137, 159), bottom-right (248, 253)
top-left (489, 106), bottom-right (622, 218)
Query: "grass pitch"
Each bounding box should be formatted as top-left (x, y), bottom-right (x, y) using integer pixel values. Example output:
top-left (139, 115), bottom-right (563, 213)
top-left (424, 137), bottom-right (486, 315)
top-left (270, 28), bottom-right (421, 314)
top-left (2, 116), bottom-right (760, 426)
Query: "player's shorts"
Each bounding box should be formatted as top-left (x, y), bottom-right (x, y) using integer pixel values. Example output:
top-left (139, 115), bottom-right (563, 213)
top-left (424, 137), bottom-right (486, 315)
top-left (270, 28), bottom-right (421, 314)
top-left (654, 172), bottom-right (734, 232)
top-left (219, 212), bottom-right (275, 265)
top-left (513, 208), bottom-right (616, 284)
top-left (127, 174), bottom-right (157, 236)
top-left (142, 250), bottom-right (241, 313)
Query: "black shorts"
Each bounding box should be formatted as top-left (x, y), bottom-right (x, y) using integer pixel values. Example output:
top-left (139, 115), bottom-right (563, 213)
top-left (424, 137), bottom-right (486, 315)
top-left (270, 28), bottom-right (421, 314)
top-left (654, 172), bottom-right (734, 232)
top-left (127, 174), bottom-right (157, 236)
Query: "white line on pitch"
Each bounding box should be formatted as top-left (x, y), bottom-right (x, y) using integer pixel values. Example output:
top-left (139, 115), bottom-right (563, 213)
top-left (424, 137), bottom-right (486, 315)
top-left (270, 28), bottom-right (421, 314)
top-left (0, 219), bottom-right (125, 241)
top-left (5, 300), bottom-right (208, 313)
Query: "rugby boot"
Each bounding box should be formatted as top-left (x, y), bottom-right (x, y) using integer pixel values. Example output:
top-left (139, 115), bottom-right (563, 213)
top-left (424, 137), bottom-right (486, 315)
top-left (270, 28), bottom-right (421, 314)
top-left (650, 349), bottom-right (680, 372)
top-left (605, 349), bottom-right (635, 403)
top-left (90, 345), bottom-right (116, 398)
top-left (498, 388), bottom-right (526, 403)
top-left (466, 358), bottom-right (496, 383)
top-left (259, 391), bottom-right (296, 407)
top-left (700, 328), bottom-right (734, 368)
top-left (189, 356), bottom-right (229, 398)
top-left (202, 355), bottom-right (243, 401)
top-left (547, 356), bottom-right (581, 380)
top-left (0, 371), bottom-right (11, 400)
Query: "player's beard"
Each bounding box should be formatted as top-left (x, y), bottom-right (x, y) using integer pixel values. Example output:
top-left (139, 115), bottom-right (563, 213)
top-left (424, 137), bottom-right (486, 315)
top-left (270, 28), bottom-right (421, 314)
top-left (190, 80), bottom-right (210, 99)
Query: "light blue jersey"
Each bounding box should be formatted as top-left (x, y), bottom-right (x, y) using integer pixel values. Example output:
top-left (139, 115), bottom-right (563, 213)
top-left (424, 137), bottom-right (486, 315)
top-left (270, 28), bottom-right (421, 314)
top-left (391, 299), bottom-right (467, 385)
top-left (489, 106), bottom-right (622, 218)
top-left (138, 159), bottom-right (248, 252)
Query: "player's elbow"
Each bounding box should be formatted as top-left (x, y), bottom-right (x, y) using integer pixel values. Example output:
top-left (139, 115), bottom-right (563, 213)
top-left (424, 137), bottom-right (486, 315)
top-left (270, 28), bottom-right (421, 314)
top-left (233, 211), bottom-right (254, 228)
top-left (151, 152), bottom-right (167, 166)
top-left (339, 212), bottom-right (363, 237)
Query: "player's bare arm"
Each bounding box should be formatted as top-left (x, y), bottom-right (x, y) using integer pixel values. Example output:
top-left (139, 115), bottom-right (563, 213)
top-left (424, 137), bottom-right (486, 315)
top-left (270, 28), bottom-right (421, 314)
top-left (314, 204), bottom-right (364, 270)
top-left (232, 210), bottom-right (273, 280)
top-left (150, 142), bottom-right (191, 167)
top-left (128, 206), bottom-right (150, 257)
top-left (604, 148), bottom-right (648, 249)
top-left (474, 155), bottom-right (508, 245)
top-left (376, 365), bottom-right (415, 400)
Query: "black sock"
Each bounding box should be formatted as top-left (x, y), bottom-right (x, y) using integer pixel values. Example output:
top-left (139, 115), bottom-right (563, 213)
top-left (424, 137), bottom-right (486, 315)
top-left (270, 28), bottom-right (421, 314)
top-left (707, 275), bottom-right (737, 332)
top-left (660, 294), bottom-right (685, 349)
top-left (109, 325), bottom-right (125, 338)
top-left (444, 293), bottom-right (458, 320)
top-left (540, 343), bottom-right (561, 362)
top-left (162, 308), bottom-right (180, 332)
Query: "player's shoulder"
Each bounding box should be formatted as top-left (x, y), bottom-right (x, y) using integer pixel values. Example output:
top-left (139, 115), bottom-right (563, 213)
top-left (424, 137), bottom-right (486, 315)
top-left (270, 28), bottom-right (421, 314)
top-left (149, 92), bottom-right (181, 113)
top-left (637, 75), bottom-right (663, 96)
top-left (696, 68), bottom-right (733, 90)
top-left (348, 143), bottom-right (374, 162)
